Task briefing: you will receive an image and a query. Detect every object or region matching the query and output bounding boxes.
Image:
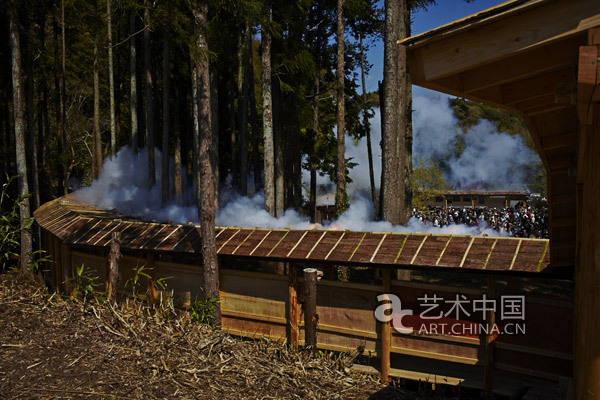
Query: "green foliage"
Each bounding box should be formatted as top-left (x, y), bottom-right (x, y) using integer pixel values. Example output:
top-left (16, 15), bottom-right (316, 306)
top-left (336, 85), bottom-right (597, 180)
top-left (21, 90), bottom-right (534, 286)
top-left (68, 264), bottom-right (101, 303)
top-left (190, 296), bottom-right (220, 326)
top-left (449, 97), bottom-right (532, 147)
top-left (125, 264), bottom-right (171, 296)
top-left (0, 175), bottom-right (34, 271)
top-left (125, 264), bottom-right (152, 296)
top-left (412, 157), bottom-right (449, 210)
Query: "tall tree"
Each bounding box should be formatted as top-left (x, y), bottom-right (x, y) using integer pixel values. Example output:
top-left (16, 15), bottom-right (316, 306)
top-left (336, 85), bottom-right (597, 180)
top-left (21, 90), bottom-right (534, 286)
top-left (335, 0), bottom-right (347, 214)
top-left (9, 3), bottom-right (33, 270)
top-left (24, 10), bottom-right (39, 212)
top-left (346, 0), bottom-right (383, 209)
top-left (381, 0), bottom-right (411, 225)
top-left (161, 17), bottom-right (170, 206)
top-left (60, 0), bottom-right (67, 192)
top-left (107, 0), bottom-right (116, 155)
top-left (92, 0), bottom-right (102, 178)
top-left (238, 19), bottom-right (251, 197)
top-left (144, 0), bottom-right (155, 187)
top-left (130, 8), bottom-right (139, 153)
top-left (261, 0), bottom-right (275, 216)
top-left (247, 36), bottom-right (261, 194)
top-left (191, 1), bottom-right (220, 326)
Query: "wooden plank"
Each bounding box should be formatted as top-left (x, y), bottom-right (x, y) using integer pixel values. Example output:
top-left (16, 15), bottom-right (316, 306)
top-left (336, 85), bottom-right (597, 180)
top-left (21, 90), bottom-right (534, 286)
top-left (410, 235), bottom-right (430, 265)
top-left (381, 268), bottom-right (391, 382)
top-left (541, 131), bottom-right (578, 151)
top-left (459, 35), bottom-right (582, 94)
top-left (459, 237), bottom-right (476, 268)
top-left (231, 228), bottom-right (257, 255)
top-left (370, 234), bottom-right (388, 263)
top-left (483, 276), bottom-right (496, 400)
top-left (406, 0), bottom-right (600, 81)
top-left (248, 229), bottom-right (272, 256)
top-left (287, 263), bottom-right (299, 348)
top-left (501, 68), bottom-right (573, 105)
top-left (508, 239), bottom-right (523, 270)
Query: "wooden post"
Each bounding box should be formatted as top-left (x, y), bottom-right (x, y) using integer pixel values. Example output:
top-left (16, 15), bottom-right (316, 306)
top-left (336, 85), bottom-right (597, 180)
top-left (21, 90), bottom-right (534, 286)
top-left (287, 263), bottom-right (299, 348)
top-left (381, 268), bottom-right (391, 382)
top-left (106, 232), bottom-right (121, 303)
top-left (303, 267), bottom-right (318, 349)
top-left (574, 29), bottom-right (600, 399)
top-left (483, 274), bottom-right (496, 399)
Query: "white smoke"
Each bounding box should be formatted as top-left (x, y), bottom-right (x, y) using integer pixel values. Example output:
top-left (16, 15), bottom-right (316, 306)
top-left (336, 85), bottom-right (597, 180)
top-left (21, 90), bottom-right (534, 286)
top-left (74, 146), bottom-right (502, 236)
top-left (412, 88), bottom-right (539, 189)
top-left (74, 87), bottom-right (537, 237)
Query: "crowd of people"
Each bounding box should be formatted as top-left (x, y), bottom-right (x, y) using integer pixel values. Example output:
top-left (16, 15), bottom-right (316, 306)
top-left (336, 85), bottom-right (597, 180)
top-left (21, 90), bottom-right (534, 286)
top-left (412, 202), bottom-right (549, 238)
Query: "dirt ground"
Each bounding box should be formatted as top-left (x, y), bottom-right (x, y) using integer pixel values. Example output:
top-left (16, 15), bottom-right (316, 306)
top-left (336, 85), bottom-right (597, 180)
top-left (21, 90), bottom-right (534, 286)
top-left (0, 272), bottom-right (457, 400)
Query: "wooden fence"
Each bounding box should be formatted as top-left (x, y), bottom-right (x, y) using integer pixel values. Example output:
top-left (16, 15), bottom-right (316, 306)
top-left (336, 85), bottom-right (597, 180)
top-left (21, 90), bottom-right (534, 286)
top-left (40, 227), bottom-right (572, 398)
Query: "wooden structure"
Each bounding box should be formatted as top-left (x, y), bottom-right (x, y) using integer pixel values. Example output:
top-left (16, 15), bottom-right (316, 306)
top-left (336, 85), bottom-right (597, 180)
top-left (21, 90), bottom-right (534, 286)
top-left (430, 190), bottom-right (529, 209)
top-left (34, 196), bottom-right (572, 398)
top-left (401, 0), bottom-right (600, 397)
top-left (35, 196), bottom-right (554, 275)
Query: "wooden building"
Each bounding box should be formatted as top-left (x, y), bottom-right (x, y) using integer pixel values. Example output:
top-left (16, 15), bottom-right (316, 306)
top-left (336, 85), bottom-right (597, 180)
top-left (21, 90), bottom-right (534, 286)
top-left (401, 0), bottom-right (600, 397)
top-left (430, 190), bottom-right (529, 209)
top-left (35, 196), bottom-right (572, 398)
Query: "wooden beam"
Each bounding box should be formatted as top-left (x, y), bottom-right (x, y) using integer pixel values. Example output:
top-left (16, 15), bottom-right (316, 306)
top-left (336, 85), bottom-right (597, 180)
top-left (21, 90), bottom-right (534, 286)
top-left (541, 131), bottom-right (578, 151)
top-left (483, 275), bottom-right (496, 400)
top-left (287, 263), bottom-right (299, 348)
top-left (460, 35), bottom-right (581, 94)
top-left (501, 68), bottom-right (573, 105)
top-left (406, 0), bottom-right (599, 82)
top-left (577, 44), bottom-right (600, 125)
top-left (381, 268), bottom-right (391, 382)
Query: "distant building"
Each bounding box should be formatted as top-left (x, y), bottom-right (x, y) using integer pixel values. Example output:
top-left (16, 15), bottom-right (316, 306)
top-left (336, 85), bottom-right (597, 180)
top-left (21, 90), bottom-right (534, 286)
top-left (430, 190), bottom-right (529, 209)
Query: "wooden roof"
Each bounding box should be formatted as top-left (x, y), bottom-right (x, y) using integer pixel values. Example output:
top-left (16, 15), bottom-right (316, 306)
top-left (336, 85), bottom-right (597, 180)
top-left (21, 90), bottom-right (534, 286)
top-left (402, 0), bottom-right (600, 268)
top-left (33, 196), bottom-right (560, 276)
top-left (441, 190), bottom-right (529, 197)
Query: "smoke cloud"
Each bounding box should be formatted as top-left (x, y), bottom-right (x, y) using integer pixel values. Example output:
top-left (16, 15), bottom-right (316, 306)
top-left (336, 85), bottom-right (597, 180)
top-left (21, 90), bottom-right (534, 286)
top-left (74, 88), bottom-right (538, 236)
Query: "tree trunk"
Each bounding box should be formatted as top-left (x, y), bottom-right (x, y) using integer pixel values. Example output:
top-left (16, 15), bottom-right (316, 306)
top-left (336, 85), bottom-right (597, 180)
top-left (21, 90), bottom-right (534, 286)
top-left (403, 9), bottom-right (413, 220)
top-left (309, 73), bottom-right (319, 222)
top-left (378, 79), bottom-right (385, 220)
top-left (238, 19), bottom-right (251, 196)
top-left (130, 10), bottom-right (139, 153)
top-left (210, 71), bottom-right (219, 209)
top-left (107, 0), bottom-right (116, 155)
top-left (93, 2), bottom-right (102, 179)
top-left (53, 18), bottom-right (65, 194)
top-left (335, 0), bottom-right (347, 214)
top-left (60, 0), bottom-right (67, 193)
top-left (381, 0), bottom-right (410, 225)
top-left (247, 38), bottom-right (261, 193)
top-left (261, 0), bottom-right (275, 216)
top-left (144, 1), bottom-right (155, 188)
top-left (273, 76), bottom-right (284, 217)
top-left (25, 17), bottom-right (39, 213)
top-left (192, 2), bottom-right (220, 326)
top-left (161, 26), bottom-right (170, 206)
top-left (173, 84), bottom-right (183, 206)
top-left (9, 5), bottom-right (33, 270)
top-left (360, 34), bottom-right (377, 209)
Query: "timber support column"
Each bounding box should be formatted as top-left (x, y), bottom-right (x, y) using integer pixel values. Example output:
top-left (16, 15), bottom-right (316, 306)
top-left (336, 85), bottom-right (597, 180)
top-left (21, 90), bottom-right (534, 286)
top-left (574, 27), bottom-right (600, 399)
top-left (303, 268), bottom-right (318, 350)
